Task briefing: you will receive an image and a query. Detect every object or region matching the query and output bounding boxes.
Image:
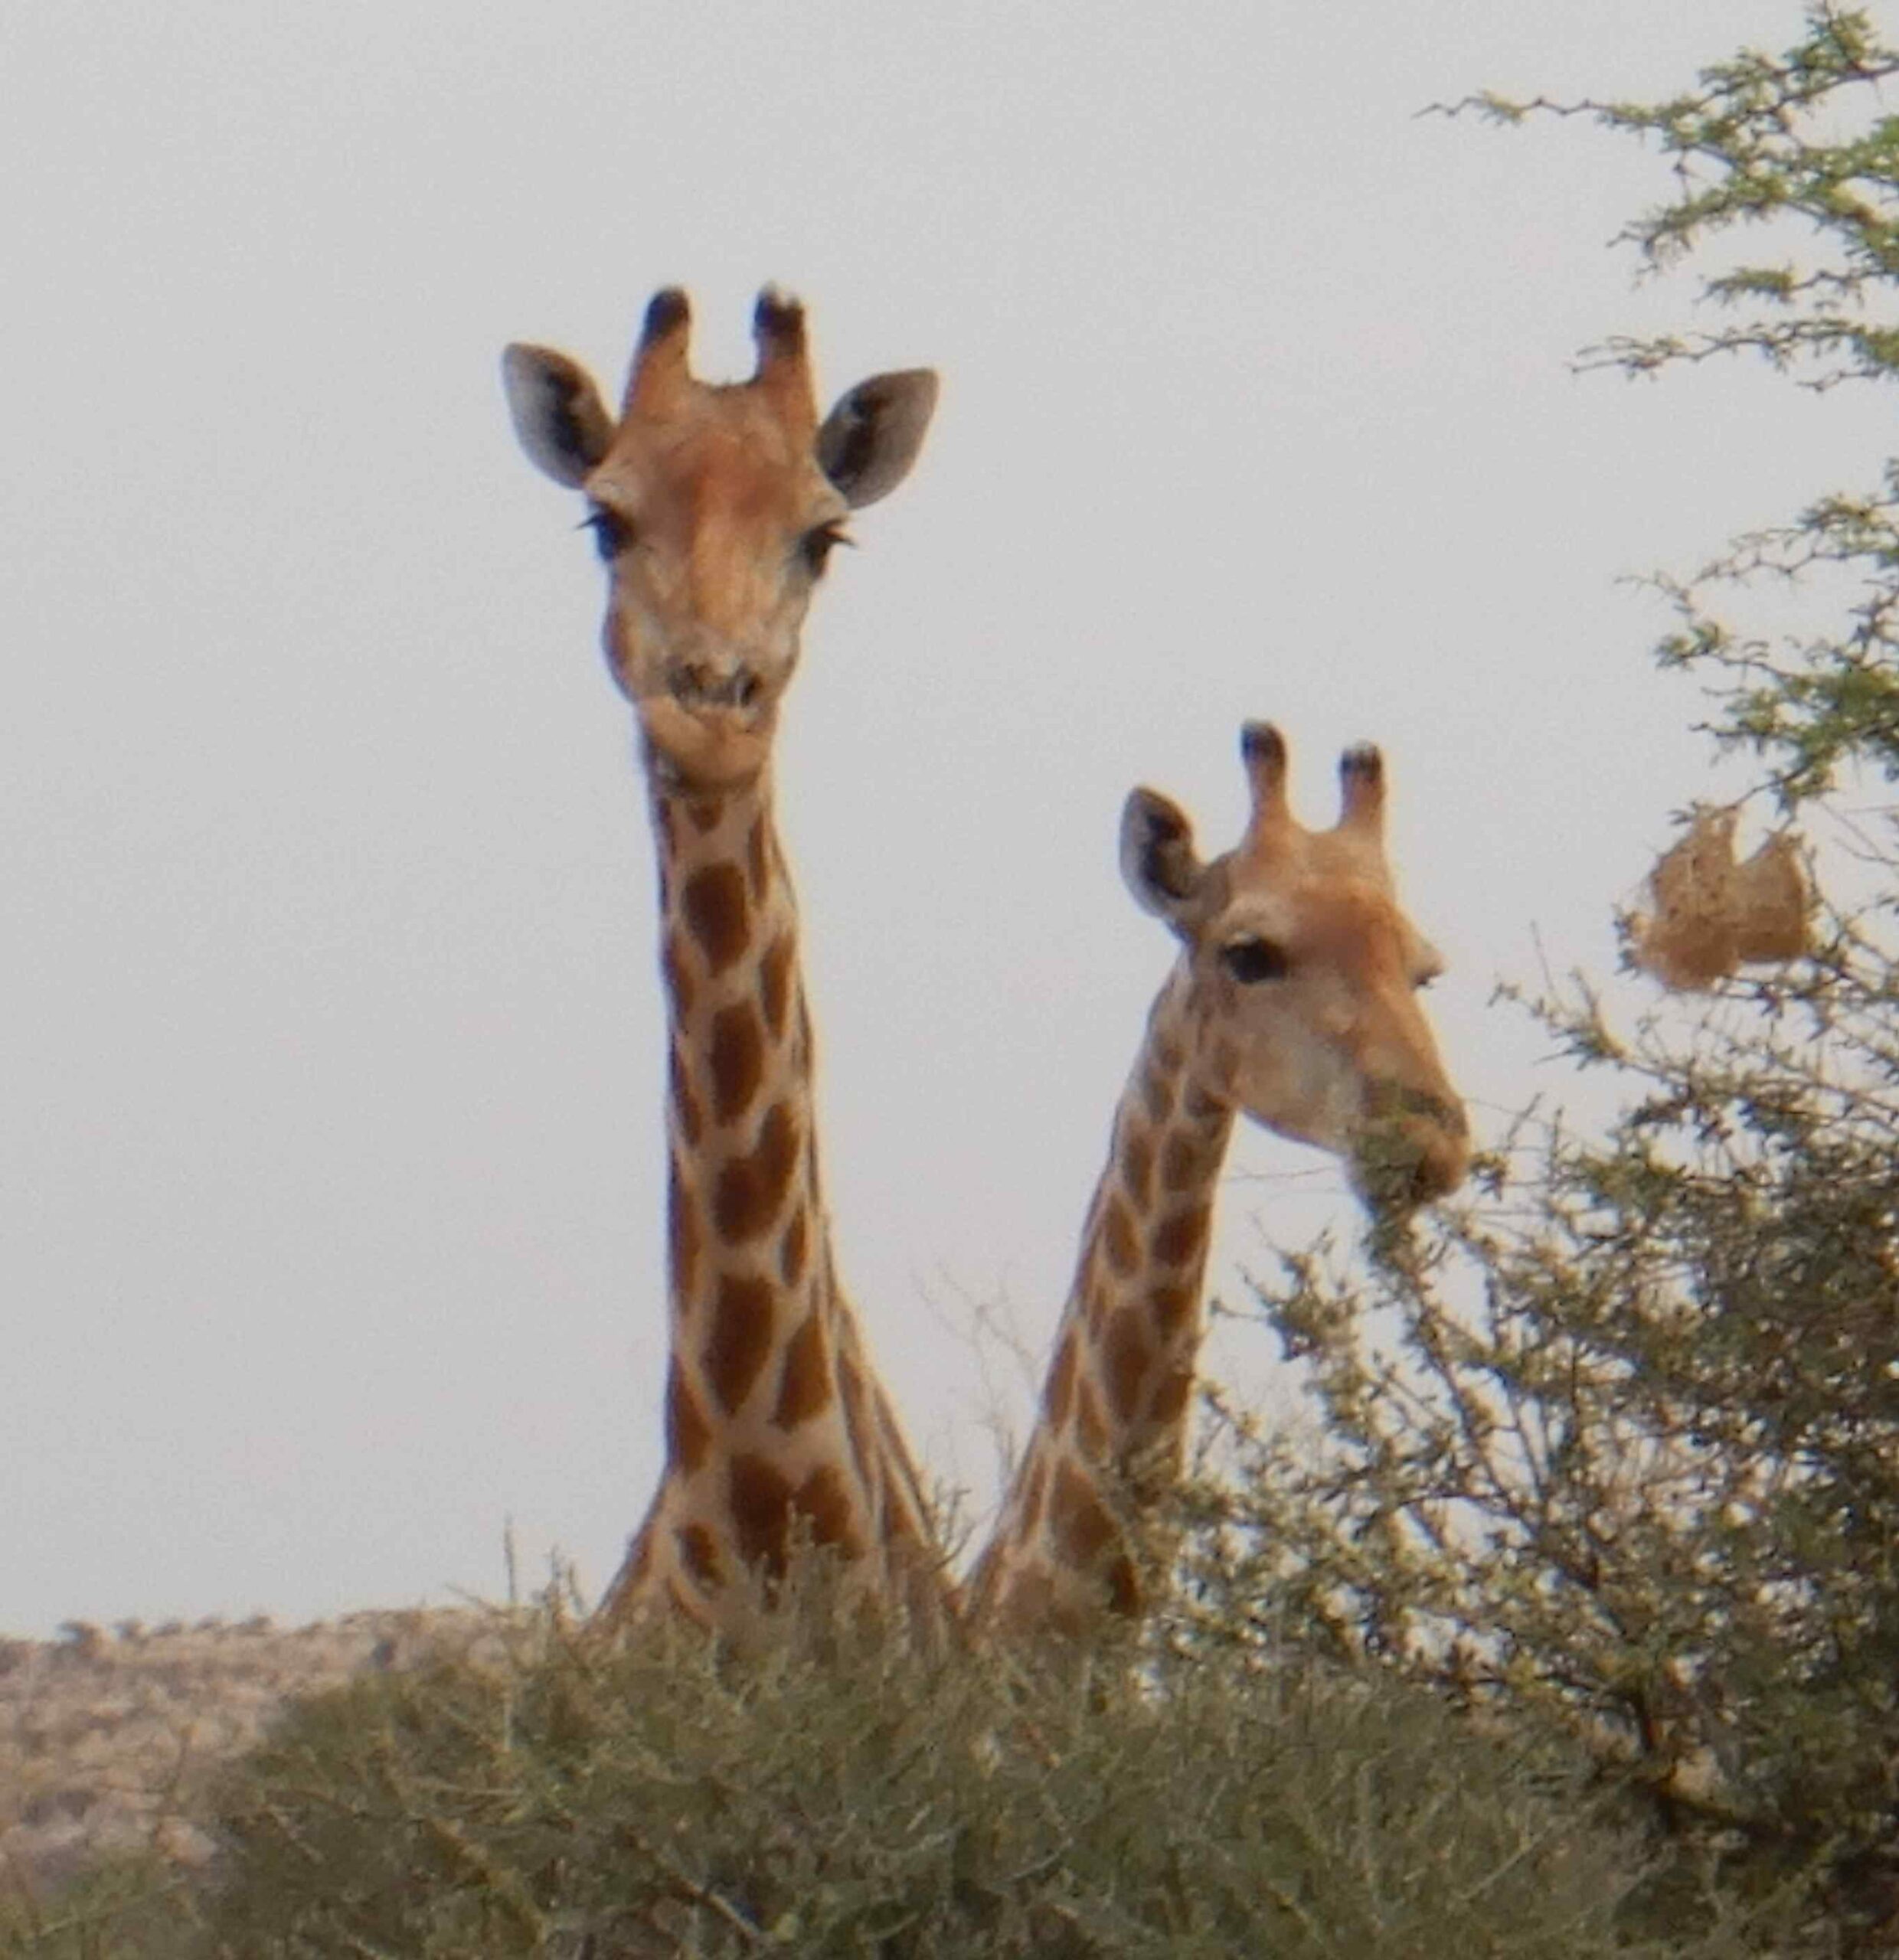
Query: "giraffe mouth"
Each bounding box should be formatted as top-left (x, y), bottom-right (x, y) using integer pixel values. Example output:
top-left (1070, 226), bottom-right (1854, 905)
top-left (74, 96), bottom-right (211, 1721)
top-left (639, 694), bottom-right (774, 790)
top-left (663, 657), bottom-right (766, 713)
top-left (1352, 1083), bottom-right (1470, 1212)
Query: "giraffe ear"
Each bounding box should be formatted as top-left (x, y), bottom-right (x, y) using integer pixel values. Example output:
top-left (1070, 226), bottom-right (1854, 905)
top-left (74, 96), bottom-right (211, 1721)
top-left (1120, 789), bottom-right (1208, 926)
top-left (817, 370), bottom-right (938, 508)
top-left (502, 344), bottom-right (616, 488)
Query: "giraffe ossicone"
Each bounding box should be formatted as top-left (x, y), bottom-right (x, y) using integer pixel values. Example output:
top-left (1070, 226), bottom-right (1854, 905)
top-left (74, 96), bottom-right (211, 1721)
top-left (503, 289), bottom-right (952, 1641)
top-left (968, 720), bottom-right (1469, 1639)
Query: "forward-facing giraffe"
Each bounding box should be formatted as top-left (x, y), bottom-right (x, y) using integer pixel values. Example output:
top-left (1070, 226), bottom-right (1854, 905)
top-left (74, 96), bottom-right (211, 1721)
top-left (967, 722), bottom-right (1469, 1638)
top-left (503, 289), bottom-right (952, 1640)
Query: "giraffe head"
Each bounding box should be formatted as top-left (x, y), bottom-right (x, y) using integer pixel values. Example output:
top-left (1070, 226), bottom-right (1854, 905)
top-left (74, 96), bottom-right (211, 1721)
top-left (1120, 721), bottom-right (1468, 1214)
top-left (502, 288), bottom-right (937, 789)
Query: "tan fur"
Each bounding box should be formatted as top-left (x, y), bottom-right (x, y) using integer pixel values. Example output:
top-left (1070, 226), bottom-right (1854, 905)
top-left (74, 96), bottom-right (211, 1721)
top-left (968, 727), bottom-right (1468, 1639)
top-left (505, 292), bottom-right (949, 1642)
top-left (592, 392), bottom-right (843, 773)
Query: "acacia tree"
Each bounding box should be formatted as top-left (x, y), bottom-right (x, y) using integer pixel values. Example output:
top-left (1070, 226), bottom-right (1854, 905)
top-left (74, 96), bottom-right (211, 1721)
top-left (1182, 6), bottom-right (1899, 1940)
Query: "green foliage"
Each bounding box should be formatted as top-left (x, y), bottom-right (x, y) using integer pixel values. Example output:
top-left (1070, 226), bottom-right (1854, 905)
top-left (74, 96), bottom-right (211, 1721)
top-left (1, 1592), bottom-right (1755, 1960)
top-left (1215, 7), bottom-right (1899, 1946)
top-left (1453, 4), bottom-right (1899, 806)
top-left (1457, 7), bottom-right (1899, 393)
top-left (1197, 988), bottom-right (1899, 1900)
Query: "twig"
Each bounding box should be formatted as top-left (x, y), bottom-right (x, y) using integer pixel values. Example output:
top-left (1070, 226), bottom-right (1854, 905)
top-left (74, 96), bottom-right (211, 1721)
top-left (618, 1824), bottom-right (764, 1945)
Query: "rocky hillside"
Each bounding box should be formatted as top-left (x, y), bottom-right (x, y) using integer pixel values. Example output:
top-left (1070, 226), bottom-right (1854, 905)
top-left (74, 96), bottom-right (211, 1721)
top-left (0, 1608), bottom-right (499, 1903)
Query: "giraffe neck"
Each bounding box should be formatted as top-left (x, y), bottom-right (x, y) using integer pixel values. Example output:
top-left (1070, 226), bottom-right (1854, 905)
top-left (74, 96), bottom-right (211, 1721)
top-left (597, 763), bottom-right (946, 1638)
top-left (969, 963), bottom-right (1234, 1638)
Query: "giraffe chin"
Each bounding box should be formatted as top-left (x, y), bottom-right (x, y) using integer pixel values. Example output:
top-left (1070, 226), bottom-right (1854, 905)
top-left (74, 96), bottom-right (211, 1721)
top-left (638, 696), bottom-right (775, 791)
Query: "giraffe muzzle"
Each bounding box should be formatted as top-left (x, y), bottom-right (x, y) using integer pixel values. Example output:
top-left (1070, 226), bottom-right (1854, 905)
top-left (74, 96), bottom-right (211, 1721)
top-left (665, 656), bottom-right (764, 713)
top-left (1354, 1083), bottom-right (1470, 1212)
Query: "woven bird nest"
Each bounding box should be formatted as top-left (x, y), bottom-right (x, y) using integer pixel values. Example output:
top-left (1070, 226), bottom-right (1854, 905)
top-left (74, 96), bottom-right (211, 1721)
top-left (1628, 808), bottom-right (1813, 991)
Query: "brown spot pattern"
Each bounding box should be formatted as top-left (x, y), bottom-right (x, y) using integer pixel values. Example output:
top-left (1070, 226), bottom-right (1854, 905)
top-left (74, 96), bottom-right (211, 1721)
top-left (1120, 1129), bottom-right (1154, 1208)
top-left (1149, 1364), bottom-right (1193, 1430)
top-left (707, 1000), bottom-right (765, 1125)
top-left (1045, 1331), bottom-right (1077, 1429)
top-left (676, 1522), bottom-right (723, 1588)
top-left (702, 1272), bottom-right (776, 1413)
top-left (1104, 1308), bottom-right (1154, 1426)
top-left (1103, 1194), bottom-right (1138, 1277)
top-left (1049, 1459), bottom-right (1116, 1564)
top-left (1141, 1066), bottom-right (1174, 1126)
top-left (1085, 1285), bottom-right (1110, 1340)
top-left (665, 1362), bottom-right (711, 1474)
top-left (1151, 1282), bottom-right (1195, 1339)
top-left (681, 861), bottom-right (750, 975)
top-left (998, 1564), bottom-right (1062, 1635)
top-left (1075, 1380), bottom-right (1108, 1459)
top-left (885, 1496), bottom-right (920, 1551)
top-left (1161, 1132), bottom-right (1208, 1193)
top-left (730, 1452), bottom-right (794, 1576)
top-left (1152, 1201), bottom-right (1211, 1268)
top-left (760, 933), bottom-right (795, 1040)
top-left (1020, 1449), bottom-right (1049, 1537)
top-left (1104, 1554), bottom-right (1141, 1618)
top-left (794, 1464), bottom-right (861, 1553)
top-left (779, 1208), bottom-right (809, 1285)
top-left (772, 1310), bottom-right (832, 1427)
top-left (713, 1101), bottom-right (800, 1240)
top-left (685, 797), bottom-right (723, 836)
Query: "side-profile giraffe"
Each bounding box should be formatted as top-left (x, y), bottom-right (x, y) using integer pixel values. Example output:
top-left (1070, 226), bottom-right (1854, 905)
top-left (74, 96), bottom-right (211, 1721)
top-left (502, 289), bottom-right (952, 1640)
top-left (966, 722), bottom-right (1469, 1638)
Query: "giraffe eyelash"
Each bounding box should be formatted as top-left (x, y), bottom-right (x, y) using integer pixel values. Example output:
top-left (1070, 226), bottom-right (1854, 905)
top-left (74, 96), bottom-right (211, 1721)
top-left (799, 522), bottom-right (854, 577)
top-left (580, 507), bottom-right (633, 562)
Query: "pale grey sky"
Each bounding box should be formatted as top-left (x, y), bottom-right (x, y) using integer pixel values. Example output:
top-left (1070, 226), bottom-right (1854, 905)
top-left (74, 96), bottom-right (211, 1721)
top-left (5, 3), bottom-right (1877, 1638)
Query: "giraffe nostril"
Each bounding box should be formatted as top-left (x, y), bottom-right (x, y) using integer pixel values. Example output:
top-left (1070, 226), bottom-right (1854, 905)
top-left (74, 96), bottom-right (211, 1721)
top-left (662, 658), bottom-right (763, 711)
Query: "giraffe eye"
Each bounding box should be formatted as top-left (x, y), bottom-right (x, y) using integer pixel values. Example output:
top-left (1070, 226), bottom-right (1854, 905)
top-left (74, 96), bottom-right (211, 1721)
top-left (799, 522), bottom-right (852, 578)
top-left (582, 507), bottom-right (632, 563)
top-left (1220, 936), bottom-right (1290, 984)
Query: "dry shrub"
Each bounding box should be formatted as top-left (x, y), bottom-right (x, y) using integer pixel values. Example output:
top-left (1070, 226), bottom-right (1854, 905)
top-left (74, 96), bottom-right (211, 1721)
top-left (0, 1575), bottom-right (1764, 1959)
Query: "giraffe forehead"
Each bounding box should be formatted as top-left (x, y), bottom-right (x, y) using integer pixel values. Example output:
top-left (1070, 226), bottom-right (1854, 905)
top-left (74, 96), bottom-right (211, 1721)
top-left (1325, 897), bottom-right (1428, 991)
top-left (1233, 819), bottom-right (1387, 887)
top-left (1216, 874), bottom-right (1412, 970)
top-left (595, 387), bottom-right (838, 531)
